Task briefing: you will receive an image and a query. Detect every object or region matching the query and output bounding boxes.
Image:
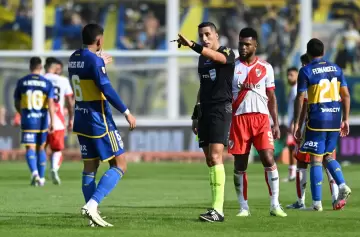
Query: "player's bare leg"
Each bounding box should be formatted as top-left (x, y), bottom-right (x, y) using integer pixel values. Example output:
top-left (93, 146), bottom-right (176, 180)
top-left (258, 149), bottom-right (287, 217)
top-left (199, 144), bottom-right (225, 222)
top-left (234, 153), bottom-right (250, 217)
top-left (322, 155), bottom-right (351, 210)
top-left (36, 143), bottom-right (47, 186)
top-left (25, 145), bottom-right (40, 186)
top-left (286, 161), bottom-right (307, 209)
top-left (307, 155), bottom-right (324, 211)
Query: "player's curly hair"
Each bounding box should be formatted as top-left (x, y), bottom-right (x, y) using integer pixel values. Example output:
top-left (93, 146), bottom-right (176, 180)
top-left (239, 27), bottom-right (258, 41)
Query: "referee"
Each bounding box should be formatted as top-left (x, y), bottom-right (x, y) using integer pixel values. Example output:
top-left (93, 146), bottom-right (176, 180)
top-left (176, 22), bottom-right (235, 222)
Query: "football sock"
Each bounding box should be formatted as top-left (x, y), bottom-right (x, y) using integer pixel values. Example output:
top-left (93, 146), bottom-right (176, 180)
top-left (210, 164), bottom-right (225, 215)
top-left (264, 165), bottom-right (280, 207)
top-left (51, 151), bottom-right (63, 172)
top-left (325, 157), bottom-right (345, 186)
top-left (82, 172), bottom-right (96, 203)
top-left (310, 161), bottom-right (322, 206)
top-left (88, 167), bottom-right (124, 209)
top-left (37, 150), bottom-right (47, 179)
top-left (296, 168), bottom-right (307, 204)
top-left (26, 149), bottom-right (38, 175)
top-left (288, 165), bottom-right (296, 178)
top-left (325, 168), bottom-right (339, 203)
top-left (234, 171), bottom-right (248, 209)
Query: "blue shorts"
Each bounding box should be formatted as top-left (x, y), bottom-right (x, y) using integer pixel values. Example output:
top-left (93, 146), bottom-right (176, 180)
top-left (77, 130), bottom-right (125, 162)
top-left (299, 128), bottom-right (339, 156)
top-left (21, 131), bottom-right (48, 145)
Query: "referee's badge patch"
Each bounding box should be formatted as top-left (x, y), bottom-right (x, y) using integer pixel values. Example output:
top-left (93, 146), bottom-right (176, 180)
top-left (102, 67), bottom-right (106, 74)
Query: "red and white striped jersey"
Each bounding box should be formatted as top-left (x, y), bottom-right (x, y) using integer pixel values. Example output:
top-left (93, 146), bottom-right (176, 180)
top-left (232, 57), bottom-right (275, 116)
top-left (44, 73), bottom-right (73, 130)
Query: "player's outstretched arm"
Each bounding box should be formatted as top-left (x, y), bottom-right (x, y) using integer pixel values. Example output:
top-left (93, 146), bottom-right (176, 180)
top-left (177, 33), bottom-right (231, 64)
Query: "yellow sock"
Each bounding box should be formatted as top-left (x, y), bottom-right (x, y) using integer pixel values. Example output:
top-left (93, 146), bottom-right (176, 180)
top-left (210, 164), bottom-right (225, 215)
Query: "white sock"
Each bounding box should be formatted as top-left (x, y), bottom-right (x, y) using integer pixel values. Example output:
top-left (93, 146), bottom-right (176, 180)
top-left (313, 200), bottom-right (322, 207)
top-left (234, 171), bottom-right (249, 210)
top-left (32, 170), bottom-right (39, 177)
top-left (296, 168), bottom-right (307, 204)
top-left (325, 168), bottom-right (338, 202)
top-left (264, 165), bottom-right (280, 207)
top-left (51, 151), bottom-right (62, 172)
top-left (86, 199), bottom-right (98, 210)
top-left (289, 165), bottom-right (296, 178)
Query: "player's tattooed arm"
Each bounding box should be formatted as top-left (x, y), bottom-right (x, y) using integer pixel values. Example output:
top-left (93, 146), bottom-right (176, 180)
top-left (340, 86), bottom-right (350, 121)
top-left (293, 92), bottom-right (305, 127)
top-left (298, 99), bottom-right (307, 128)
top-left (267, 89), bottom-right (280, 139)
top-left (14, 100), bottom-right (20, 113)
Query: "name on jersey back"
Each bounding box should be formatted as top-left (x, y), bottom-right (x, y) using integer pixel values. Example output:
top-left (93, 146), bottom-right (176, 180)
top-left (23, 80), bottom-right (47, 88)
top-left (312, 66), bottom-right (337, 74)
top-left (68, 61), bottom-right (84, 68)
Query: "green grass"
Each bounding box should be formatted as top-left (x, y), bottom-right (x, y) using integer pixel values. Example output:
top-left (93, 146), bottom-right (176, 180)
top-left (0, 162), bottom-right (359, 237)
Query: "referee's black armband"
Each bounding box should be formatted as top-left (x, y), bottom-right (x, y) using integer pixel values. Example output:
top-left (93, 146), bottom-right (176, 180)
top-left (190, 41), bottom-right (203, 54)
top-left (191, 104), bottom-right (199, 120)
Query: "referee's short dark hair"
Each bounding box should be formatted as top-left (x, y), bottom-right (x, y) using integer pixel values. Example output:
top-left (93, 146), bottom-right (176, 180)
top-left (287, 67), bottom-right (298, 73)
top-left (82, 23), bottom-right (104, 45)
top-left (198, 22), bottom-right (217, 32)
top-left (239, 27), bottom-right (258, 41)
top-left (29, 57), bottom-right (42, 71)
top-left (307, 38), bottom-right (324, 57)
top-left (300, 54), bottom-right (310, 65)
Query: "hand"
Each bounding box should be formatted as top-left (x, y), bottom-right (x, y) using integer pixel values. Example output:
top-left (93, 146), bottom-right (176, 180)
top-left (177, 33), bottom-right (193, 47)
top-left (192, 119), bottom-right (198, 135)
top-left (272, 124), bottom-right (280, 140)
top-left (67, 120), bottom-right (73, 133)
top-left (340, 120), bottom-right (350, 137)
top-left (293, 123), bottom-right (302, 143)
top-left (125, 113), bottom-right (136, 131)
top-left (100, 52), bottom-right (113, 65)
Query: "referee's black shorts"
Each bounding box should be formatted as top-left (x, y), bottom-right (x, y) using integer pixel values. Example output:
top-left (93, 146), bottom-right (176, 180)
top-left (197, 102), bottom-right (232, 148)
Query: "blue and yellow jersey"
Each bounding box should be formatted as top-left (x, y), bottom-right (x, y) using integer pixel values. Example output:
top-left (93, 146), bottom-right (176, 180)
top-left (14, 74), bottom-right (55, 132)
top-left (68, 48), bottom-right (116, 138)
top-left (297, 58), bottom-right (347, 131)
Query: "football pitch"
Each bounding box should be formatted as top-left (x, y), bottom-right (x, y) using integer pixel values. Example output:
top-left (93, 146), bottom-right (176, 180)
top-left (0, 162), bottom-right (359, 237)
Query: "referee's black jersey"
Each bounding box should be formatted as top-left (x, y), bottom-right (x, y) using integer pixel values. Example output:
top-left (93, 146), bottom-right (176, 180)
top-left (198, 46), bottom-right (235, 104)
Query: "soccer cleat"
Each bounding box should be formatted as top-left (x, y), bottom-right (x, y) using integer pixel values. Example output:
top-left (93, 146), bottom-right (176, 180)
top-left (51, 170), bottom-right (61, 185)
top-left (81, 205), bottom-right (113, 227)
top-left (30, 175), bottom-right (40, 186)
top-left (236, 208), bottom-right (250, 217)
top-left (89, 210), bottom-right (106, 227)
top-left (270, 205), bottom-right (287, 217)
top-left (286, 201), bottom-right (306, 209)
top-left (333, 200), bottom-right (346, 210)
top-left (199, 209), bottom-right (224, 222)
top-left (334, 185), bottom-right (351, 209)
top-left (304, 205), bottom-right (323, 211)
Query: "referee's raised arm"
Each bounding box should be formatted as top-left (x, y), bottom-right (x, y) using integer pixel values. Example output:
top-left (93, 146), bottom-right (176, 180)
top-left (176, 22), bottom-right (233, 64)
